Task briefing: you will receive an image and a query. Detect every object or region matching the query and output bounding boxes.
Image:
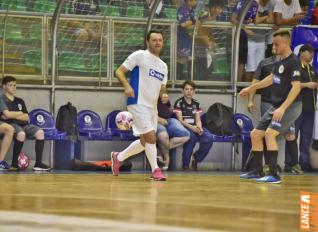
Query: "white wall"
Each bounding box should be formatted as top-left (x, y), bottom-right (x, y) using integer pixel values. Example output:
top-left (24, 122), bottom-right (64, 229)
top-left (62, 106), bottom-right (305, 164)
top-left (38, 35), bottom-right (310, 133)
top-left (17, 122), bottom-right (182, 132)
top-left (5, 88), bottom-right (290, 171)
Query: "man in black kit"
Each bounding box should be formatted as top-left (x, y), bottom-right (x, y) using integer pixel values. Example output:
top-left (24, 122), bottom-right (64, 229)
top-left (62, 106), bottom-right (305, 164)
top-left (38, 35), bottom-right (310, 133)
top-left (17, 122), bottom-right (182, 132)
top-left (1, 76), bottom-right (51, 171)
top-left (239, 30), bottom-right (302, 184)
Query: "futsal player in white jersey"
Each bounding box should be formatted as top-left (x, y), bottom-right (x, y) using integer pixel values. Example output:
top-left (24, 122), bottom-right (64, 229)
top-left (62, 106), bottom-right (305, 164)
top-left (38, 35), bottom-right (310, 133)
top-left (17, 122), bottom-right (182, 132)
top-left (111, 30), bottom-right (168, 181)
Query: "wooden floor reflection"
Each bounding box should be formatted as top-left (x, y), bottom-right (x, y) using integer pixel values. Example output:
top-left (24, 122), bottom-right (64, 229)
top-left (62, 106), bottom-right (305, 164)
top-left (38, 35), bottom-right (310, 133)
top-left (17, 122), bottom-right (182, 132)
top-left (0, 171), bottom-right (317, 232)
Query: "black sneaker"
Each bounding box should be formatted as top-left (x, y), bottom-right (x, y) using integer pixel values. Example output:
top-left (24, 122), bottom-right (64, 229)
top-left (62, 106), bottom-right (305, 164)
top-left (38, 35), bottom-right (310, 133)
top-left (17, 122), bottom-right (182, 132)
top-left (33, 163), bottom-right (51, 171)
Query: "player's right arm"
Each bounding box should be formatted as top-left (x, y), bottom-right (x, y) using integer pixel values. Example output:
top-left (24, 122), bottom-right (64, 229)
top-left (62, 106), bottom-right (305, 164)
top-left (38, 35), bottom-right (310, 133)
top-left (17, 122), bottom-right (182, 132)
top-left (240, 74), bottom-right (273, 97)
top-left (0, 98), bottom-right (23, 119)
top-left (247, 79), bottom-right (259, 113)
top-left (115, 65), bottom-right (134, 97)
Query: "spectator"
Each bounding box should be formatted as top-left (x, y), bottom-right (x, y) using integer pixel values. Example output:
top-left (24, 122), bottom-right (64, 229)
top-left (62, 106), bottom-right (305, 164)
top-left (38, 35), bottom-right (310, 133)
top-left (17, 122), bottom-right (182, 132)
top-left (1, 76), bottom-right (51, 171)
top-left (194, 0), bottom-right (225, 80)
top-left (299, 0), bottom-right (311, 25)
top-left (157, 93), bottom-right (190, 170)
top-left (66, 0), bottom-right (101, 43)
top-left (174, 80), bottom-right (213, 171)
top-left (218, 0), bottom-right (238, 22)
top-left (177, 0), bottom-right (198, 80)
top-left (231, 0), bottom-right (259, 82)
top-left (274, 0), bottom-right (305, 26)
top-left (256, 0), bottom-right (275, 58)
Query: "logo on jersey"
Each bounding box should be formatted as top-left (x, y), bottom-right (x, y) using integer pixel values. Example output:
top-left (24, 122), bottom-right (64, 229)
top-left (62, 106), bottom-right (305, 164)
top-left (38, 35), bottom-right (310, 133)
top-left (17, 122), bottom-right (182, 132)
top-left (273, 75), bottom-right (281, 84)
top-left (149, 69), bottom-right (164, 81)
top-left (293, 70), bottom-right (300, 77)
top-left (18, 104), bottom-right (22, 111)
top-left (279, 65), bottom-right (284, 74)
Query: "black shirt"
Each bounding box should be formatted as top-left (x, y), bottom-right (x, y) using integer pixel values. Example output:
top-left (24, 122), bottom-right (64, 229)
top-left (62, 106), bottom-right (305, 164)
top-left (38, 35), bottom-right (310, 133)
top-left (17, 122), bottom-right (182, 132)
top-left (300, 63), bottom-right (318, 112)
top-left (173, 97), bottom-right (202, 125)
top-left (270, 53), bottom-right (301, 107)
top-left (157, 100), bottom-right (173, 119)
top-left (254, 56), bottom-right (280, 103)
top-left (1, 95), bottom-right (28, 126)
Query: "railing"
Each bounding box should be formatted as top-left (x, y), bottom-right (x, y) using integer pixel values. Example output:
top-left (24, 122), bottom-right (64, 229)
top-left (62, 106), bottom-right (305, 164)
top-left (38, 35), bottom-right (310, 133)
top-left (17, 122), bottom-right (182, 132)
top-left (0, 10), bottom-right (288, 89)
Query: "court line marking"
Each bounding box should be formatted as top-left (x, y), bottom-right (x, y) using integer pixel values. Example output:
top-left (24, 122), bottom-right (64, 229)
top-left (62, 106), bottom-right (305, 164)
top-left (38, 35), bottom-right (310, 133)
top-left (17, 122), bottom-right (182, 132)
top-left (0, 210), bottom-right (226, 232)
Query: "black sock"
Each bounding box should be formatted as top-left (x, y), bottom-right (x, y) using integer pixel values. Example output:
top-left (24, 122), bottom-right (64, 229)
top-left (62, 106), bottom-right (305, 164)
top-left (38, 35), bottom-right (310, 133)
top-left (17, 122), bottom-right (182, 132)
top-left (35, 140), bottom-right (44, 165)
top-left (267, 150), bottom-right (279, 177)
top-left (286, 139), bottom-right (298, 166)
top-left (263, 138), bottom-right (270, 165)
top-left (12, 140), bottom-right (24, 167)
top-left (251, 151), bottom-right (263, 174)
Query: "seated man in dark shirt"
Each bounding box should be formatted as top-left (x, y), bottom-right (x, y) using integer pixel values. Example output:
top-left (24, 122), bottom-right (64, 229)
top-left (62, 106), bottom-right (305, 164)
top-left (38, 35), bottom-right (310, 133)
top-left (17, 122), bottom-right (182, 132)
top-left (1, 76), bottom-right (51, 171)
top-left (157, 93), bottom-right (190, 170)
top-left (174, 80), bottom-right (213, 171)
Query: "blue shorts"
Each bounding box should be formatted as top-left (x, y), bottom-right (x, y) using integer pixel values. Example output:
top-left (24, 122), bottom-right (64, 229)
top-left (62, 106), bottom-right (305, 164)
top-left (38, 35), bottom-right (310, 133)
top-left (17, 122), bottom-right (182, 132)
top-left (157, 118), bottom-right (190, 138)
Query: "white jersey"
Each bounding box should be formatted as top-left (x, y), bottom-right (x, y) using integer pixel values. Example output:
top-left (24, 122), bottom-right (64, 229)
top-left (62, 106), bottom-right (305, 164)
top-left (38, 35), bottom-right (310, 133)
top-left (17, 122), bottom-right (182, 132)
top-left (122, 49), bottom-right (168, 109)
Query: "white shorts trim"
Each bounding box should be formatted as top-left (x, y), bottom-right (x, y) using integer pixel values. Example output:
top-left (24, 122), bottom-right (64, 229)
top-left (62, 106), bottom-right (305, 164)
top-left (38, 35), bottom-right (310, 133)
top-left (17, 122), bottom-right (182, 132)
top-left (127, 104), bottom-right (158, 136)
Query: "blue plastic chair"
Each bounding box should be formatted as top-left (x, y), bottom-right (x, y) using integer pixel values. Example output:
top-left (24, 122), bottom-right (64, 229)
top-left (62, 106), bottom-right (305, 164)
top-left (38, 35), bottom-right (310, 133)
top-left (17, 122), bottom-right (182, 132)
top-left (77, 110), bottom-right (112, 140)
top-left (233, 113), bottom-right (253, 168)
top-left (105, 110), bottom-right (136, 141)
top-left (29, 109), bottom-right (67, 140)
top-left (233, 113), bottom-right (253, 141)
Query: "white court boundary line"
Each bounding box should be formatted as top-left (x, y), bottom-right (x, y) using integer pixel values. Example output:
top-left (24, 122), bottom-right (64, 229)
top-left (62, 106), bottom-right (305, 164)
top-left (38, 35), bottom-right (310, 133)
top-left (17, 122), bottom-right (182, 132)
top-left (0, 210), bottom-right (226, 232)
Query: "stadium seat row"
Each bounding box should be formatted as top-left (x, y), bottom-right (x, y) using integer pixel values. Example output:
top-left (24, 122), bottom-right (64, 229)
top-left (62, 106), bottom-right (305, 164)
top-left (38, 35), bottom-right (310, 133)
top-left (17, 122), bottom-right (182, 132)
top-left (29, 108), bottom-right (136, 141)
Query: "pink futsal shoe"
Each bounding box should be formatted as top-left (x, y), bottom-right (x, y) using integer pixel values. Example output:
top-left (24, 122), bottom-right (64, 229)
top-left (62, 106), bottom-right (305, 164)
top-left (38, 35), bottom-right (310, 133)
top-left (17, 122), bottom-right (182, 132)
top-left (151, 168), bottom-right (167, 181)
top-left (111, 152), bottom-right (122, 176)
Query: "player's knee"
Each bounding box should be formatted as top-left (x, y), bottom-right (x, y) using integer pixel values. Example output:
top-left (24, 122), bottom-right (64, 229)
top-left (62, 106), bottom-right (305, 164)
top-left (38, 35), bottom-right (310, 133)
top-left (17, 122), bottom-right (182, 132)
top-left (264, 130), bottom-right (276, 141)
top-left (158, 132), bottom-right (169, 142)
top-left (35, 129), bottom-right (45, 140)
top-left (250, 129), bottom-right (264, 140)
top-left (16, 131), bottom-right (26, 141)
top-left (285, 133), bottom-right (295, 141)
top-left (2, 124), bottom-right (14, 135)
top-left (145, 132), bottom-right (156, 144)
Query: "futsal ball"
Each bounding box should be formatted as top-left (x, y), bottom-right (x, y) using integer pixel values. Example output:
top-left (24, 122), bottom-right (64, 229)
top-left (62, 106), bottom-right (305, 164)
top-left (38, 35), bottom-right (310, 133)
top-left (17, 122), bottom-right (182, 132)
top-left (115, 111), bottom-right (133, 130)
top-left (18, 152), bottom-right (30, 170)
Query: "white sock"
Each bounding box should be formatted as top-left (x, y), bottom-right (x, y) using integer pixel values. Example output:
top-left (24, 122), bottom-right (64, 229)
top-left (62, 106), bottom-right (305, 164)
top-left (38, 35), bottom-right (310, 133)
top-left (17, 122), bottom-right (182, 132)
top-left (117, 140), bottom-right (145, 162)
top-left (145, 143), bottom-right (159, 172)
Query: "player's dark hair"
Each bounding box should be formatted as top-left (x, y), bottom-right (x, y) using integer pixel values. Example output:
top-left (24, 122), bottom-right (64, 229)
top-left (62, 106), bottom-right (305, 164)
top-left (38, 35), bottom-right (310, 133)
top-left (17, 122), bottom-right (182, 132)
top-left (182, 80), bottom-right (196, 90)
top-left (2, 75), bottom-right (16, 85)
top-left (146, 30), bottom-right (163, 41)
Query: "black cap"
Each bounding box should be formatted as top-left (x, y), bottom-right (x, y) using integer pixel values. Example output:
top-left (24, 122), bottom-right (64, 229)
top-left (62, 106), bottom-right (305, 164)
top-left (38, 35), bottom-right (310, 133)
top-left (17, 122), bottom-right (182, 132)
top-left (299, 44), bottom-right (314, 53)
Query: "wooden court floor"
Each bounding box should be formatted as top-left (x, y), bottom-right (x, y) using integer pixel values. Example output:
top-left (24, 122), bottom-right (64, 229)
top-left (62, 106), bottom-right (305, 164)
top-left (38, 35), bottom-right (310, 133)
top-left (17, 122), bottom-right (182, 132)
top-left (0, 171), bottom-right (317, 232)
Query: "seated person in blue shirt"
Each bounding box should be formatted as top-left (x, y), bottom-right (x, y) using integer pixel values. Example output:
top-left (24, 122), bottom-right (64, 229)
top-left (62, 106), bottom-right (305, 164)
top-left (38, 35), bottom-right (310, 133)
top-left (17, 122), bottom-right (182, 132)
top-left (157, 93), bottom-right (190, 170)
top-left (174, 80), bottom-right (214, 171)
